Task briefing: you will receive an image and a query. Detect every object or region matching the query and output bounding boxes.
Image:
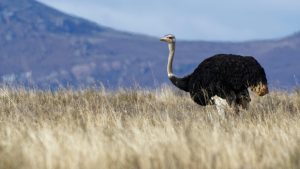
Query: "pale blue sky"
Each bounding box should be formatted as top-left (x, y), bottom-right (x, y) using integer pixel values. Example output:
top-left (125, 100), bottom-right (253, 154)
top-left (37, 0), bottom-right (300, 41)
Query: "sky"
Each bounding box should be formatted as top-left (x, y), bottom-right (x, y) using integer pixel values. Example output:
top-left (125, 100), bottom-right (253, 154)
top-left (37, 0), bottom-right (300, 41)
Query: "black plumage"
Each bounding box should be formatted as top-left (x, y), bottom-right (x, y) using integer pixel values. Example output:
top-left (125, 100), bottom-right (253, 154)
top-left (177, 54), bottom-right (268, 106)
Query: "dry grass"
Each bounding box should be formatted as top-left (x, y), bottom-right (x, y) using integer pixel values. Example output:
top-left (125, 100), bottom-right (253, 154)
top-left (0, 87), bottom-right (300, 169)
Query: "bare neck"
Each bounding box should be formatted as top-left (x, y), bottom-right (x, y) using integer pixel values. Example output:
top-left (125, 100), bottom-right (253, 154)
top-left (166, 42), bottom-right (190, 92)
top-left (167, 42), bottom-right (175, 78)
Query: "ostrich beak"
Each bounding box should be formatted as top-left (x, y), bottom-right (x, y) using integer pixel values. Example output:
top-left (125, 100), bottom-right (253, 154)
top-left (160, 37), bottom-right (167, 42)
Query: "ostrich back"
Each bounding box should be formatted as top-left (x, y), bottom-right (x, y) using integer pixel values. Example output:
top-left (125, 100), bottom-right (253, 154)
top-left (187, 54), bottom-right (267, 104)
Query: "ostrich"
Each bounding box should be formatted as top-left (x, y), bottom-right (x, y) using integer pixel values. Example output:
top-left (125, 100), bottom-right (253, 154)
top-left (160, 34), bottom-right (268, 114)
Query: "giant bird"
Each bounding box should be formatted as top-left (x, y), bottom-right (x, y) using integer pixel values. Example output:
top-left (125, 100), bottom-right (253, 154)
top-left (160, 34), bottom-right (269, 113)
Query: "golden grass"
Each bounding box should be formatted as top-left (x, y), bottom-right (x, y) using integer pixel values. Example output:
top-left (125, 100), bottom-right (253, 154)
top-left (0, 87), bottom-right (300, 169)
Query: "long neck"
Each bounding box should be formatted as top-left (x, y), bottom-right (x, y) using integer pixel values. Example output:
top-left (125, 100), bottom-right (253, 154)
top-left (167, 43), bottom-right (175, 77)
top-left (167, 42), bottom-right (190, 92)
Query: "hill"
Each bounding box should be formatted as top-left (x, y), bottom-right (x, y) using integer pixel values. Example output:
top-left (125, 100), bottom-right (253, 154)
top-left (0, 0), bottom-right (300, 89)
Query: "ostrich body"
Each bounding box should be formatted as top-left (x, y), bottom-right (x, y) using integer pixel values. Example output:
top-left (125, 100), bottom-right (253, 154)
top-left (160, 34), bottom-right (268, 113)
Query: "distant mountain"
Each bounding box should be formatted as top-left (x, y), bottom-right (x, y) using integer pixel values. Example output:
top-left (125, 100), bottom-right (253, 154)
top-left (0, 0), bottom-right (299, 89)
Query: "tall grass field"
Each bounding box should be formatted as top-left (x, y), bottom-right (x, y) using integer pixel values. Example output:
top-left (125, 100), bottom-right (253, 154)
top-left (0, 87), bottom-right (300, 169)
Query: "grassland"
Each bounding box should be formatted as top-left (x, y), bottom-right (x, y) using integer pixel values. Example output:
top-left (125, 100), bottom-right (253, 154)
top-left (0, 87), bottom-right (300, 169)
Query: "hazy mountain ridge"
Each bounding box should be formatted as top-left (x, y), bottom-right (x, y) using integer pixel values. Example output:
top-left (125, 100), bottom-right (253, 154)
top-left (0, 0), bottom-right (299, 89)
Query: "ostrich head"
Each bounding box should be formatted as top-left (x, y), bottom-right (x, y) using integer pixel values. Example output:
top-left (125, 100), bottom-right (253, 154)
top-left (160, 34), bottom-right (176, 43)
